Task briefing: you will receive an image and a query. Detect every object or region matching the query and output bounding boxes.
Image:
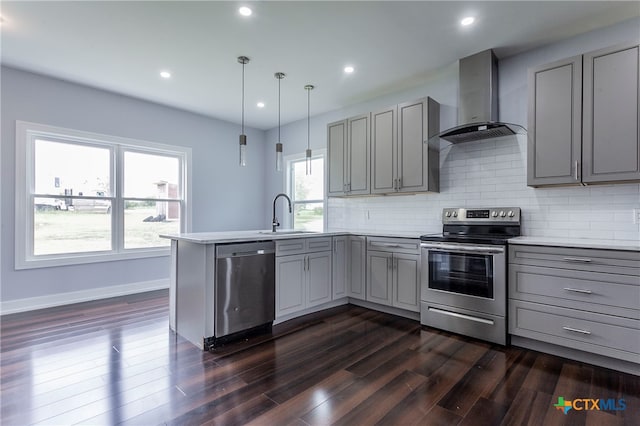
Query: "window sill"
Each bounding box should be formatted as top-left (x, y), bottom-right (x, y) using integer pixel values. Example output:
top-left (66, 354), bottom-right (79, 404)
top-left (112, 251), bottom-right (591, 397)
top-left (15, 248), bottom-right (171, 270)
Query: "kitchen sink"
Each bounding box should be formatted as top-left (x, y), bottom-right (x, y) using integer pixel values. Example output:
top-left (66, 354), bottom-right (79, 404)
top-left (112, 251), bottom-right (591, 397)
top-left (258, 230), bottom-right (317, 235)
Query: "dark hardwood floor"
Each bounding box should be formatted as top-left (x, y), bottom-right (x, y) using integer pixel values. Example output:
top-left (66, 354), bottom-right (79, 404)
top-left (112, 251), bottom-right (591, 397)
top-left (1, 290), bottom-right (637, 425)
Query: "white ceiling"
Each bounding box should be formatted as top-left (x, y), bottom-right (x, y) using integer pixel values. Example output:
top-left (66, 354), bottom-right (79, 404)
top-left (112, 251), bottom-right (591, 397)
top-left (2, 1), bottom-right (638, 130)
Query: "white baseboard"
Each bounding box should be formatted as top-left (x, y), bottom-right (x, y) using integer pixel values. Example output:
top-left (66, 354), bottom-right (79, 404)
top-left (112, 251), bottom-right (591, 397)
top-left (0, 279), bottom-right (169, 315)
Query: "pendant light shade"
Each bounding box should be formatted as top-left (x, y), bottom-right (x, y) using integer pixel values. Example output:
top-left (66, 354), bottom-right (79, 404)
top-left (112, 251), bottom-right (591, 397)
top-left (238, 56), bottom-right (250, 167)
top-left (275, 72), bottom-right (286, 172)
top-left (304, 85), bottom-right (314, 175)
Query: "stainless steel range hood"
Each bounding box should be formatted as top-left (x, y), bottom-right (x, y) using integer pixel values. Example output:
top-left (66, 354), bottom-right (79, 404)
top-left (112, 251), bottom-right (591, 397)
top-left (438, 49), bottom-right (525, 143)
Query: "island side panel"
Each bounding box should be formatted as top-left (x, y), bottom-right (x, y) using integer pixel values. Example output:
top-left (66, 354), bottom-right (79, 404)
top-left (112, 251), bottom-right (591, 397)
top-left (175, 240), bottom-right (209, 349)
top-left (169, 239), bottom-right (177, 331)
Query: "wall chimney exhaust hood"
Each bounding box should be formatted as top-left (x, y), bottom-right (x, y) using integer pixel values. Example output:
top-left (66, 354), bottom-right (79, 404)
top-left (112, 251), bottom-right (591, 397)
top-left (438, 49), bottom-right (526, 143)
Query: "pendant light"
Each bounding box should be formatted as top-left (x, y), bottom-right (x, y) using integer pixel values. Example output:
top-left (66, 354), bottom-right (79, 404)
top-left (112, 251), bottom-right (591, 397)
top-left (238, 56), bottom-right (250, 166)
top-left (304, 84), bottom-right (315, 175)
top-left (275, 72), bottom-right (286, 171)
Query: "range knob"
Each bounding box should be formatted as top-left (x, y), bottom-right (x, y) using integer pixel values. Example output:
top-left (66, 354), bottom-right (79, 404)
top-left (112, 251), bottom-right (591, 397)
top-left (508, 210), bottom-right (515, 218)
top-left (453, 211), bottom-right (458, 218)
top-left (491, 211), bottom-right (498, 218)
top-left (445, 211), bottom-right (452, 217)
top-left (500, 211), bottom-right (506, 217)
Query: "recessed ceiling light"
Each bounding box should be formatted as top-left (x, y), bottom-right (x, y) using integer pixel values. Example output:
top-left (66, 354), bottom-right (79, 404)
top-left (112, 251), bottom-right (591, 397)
top-left (239, 6), bottom-right (252, 17)
top-left (160, 71), bottom-right (171, 79)
top-left (461, 16), bottom-right (475, 26)
top-left (344, 66), bottom-right (355, 74)
top-left (257, 102), bottom-right (265, 108)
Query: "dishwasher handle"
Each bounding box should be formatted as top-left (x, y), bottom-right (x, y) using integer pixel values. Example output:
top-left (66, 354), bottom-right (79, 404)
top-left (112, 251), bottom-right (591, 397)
top-left (216, 242), bottom-right (276, 258)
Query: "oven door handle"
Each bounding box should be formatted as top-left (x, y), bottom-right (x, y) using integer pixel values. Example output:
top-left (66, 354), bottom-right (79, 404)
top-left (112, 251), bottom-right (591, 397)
top-left (420, 243), bottom-right (505, 255)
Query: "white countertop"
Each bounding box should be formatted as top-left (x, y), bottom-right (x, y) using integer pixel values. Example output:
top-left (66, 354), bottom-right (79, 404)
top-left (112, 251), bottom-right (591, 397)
top-left (162, 230), bottom-right (640, 251)
top-left (508, 236), bottom-right (640, 252)
top-left (160, 229), bottom-right (426, 244)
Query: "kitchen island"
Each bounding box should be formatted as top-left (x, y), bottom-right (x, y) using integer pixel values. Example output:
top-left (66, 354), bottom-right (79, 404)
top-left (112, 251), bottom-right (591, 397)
top-left (161, 229), bottom-right (425, 349)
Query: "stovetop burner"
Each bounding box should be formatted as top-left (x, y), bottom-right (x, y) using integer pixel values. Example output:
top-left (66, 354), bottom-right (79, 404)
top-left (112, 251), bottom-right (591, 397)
top-left (420, 207), bottom-right (521, 245)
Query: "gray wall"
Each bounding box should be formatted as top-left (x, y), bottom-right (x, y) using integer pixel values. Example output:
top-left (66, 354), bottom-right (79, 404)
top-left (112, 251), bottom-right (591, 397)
top-left (1, 67), bottom-right (268, 302)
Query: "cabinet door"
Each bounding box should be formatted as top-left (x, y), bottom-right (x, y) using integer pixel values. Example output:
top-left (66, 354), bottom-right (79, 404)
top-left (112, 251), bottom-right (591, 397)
top-left (307, 251), bottom-right (332, 307)
top-left (397, 98), bottom-right (439, 193)
top-left (393, 253), bottom-right (420, 312)
top-left (583, 42), bottom-right (640, 184)
top-left (347, 114), bottom-right (371, 195)
top-left (371, 106), bottom-right (397, 194)
top-left (327, 120), bottom-right (347, 196)
top-left (367, 251), bottom-right (393, 305)
top-left (527, 56), bottom-right (582, 186)
top-left (332, 237), bottom-right (347, 299)
top-left (348, 236), bottom-right (366, 300)
top-left (275, 254), bottom-right (306, 317)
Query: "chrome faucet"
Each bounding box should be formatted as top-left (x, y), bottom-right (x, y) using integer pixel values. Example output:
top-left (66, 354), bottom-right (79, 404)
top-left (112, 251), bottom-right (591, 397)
top-left (272, 193), bottom-right (292, 232)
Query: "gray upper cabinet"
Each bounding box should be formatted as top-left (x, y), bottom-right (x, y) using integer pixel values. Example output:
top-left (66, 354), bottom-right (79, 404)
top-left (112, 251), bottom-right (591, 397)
top-left (528, 42), bottom-right (640, 187)
top-left (371, 98), bottom-right (440, 194)
top-left (327, 114), bottom-right (370, 196)
top-left (327, 120), bottom-right (347, 196)
top-left (582, 42), bottom-right (640, 184)
top-left (527, 56), bottom-right (582, 186)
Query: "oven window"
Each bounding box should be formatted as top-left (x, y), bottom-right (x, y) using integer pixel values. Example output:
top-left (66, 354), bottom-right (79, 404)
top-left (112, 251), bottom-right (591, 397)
top-left (428, 251), bottom-right (494, 298)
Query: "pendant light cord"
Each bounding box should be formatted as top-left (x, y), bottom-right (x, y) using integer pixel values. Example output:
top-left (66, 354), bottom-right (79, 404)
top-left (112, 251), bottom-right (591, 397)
top-left (241, 61), bottom-right (245, 135)
top-left (278, 77), bottom-right (281, 143)
top-left (306, 87), bottom-right (310, 151)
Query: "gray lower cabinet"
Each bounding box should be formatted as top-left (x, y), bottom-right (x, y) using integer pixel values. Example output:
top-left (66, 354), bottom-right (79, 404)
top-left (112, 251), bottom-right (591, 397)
top-left (333, 235), bottom-right (366, 300)
top-left (528, 41), bottom-right (640, 187)
top-left (347, 236), bottom-right (367, 300)
top-left (276, 238), bottom-right (332, 319)
top-left (508, 244), bottom-right (640, 364)
top-left (332, 236), bottom-right (347, 299)
top-left (327, 114), bottom-right (370, 196)
top-left (366, 237), bottom-right (420, 312)
top-left (371, 98), bottom-right (440, 194)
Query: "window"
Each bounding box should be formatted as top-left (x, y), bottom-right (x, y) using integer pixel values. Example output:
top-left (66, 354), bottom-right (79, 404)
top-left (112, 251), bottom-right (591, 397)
top-left (287, 152), bottom-right (325, 231)
top-left (16, 121), bottom-right (191, 269)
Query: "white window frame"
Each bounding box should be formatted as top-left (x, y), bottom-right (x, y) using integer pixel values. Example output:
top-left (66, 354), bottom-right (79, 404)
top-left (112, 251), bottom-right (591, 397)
top-left (15, 121), bottom-right (192, 269)
top-left (283, 149), bottom-right (327, 231)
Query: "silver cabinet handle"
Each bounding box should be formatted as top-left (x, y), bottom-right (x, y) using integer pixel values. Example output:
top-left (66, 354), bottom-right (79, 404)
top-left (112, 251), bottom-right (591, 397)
top-left (398, 177), bottom-right (402, 189)
top-left (563, 257), bottom-right (592, 263)
top-left (563, 326), bottom-right (591, 335)
top-left (564, 287), bottom-right (593, 294)
top-left (574, 160), bottom-right (580, 181)
top-left (393, 178), bottom-right (397, 191)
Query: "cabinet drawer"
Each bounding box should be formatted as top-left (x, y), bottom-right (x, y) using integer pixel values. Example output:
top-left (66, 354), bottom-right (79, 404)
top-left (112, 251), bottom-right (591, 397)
top-left (276, 237), bottom-right (332, 256)
top-left (306, 237), bottom-right (332, 253)
top-left (276, 239), bottom-right (307, 256)
top-left (367, 237), bottom-right (420, 254)
top-left (509, 245), bottom-right (640, 275)
top-left (509, 300), bottom-right (640, 363)
top-left (510, 264), bottom-right (640, 319)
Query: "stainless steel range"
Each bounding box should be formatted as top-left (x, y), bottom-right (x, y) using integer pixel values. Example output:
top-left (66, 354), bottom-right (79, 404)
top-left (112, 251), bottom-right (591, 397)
top-left (419, 207), bottom-right (521, 345)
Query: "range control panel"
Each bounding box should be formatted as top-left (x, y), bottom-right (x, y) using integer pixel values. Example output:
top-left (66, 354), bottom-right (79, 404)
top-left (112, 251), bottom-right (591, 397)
top-left (442, 207), bottom-right (521, 224)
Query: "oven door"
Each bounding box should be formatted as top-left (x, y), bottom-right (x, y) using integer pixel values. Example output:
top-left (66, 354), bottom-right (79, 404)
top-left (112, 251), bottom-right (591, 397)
top-left (420, 242), bottom-right (506, 316)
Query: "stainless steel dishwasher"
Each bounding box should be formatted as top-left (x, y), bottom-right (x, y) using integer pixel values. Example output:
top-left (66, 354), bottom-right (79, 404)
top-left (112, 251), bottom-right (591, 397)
top-left (214, 241), bottom-right (275, 343)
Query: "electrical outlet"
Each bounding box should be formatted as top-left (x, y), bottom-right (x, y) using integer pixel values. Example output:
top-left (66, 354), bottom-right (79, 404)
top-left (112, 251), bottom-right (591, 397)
top-left (634, 209), bottom-right (640, 225)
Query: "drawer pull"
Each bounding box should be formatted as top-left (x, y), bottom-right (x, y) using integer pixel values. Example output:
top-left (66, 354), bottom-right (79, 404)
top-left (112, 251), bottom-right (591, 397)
top-left (563, 287), bottom-right (593, 294)
top-left (562, 326), bottom-right (591, 335)
top-left (563, 257), bottom-right (592, 263)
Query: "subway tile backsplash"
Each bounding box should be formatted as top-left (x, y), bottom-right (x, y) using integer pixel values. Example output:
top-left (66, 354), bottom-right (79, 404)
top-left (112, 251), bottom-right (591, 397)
top-left (328, 135), bottom-right (640, 241)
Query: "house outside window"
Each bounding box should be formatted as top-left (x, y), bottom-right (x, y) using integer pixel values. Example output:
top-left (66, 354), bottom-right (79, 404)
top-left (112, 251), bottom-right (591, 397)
top-left (286, 151), bottom-right (325, 231)
top-left (15, 121), bottom-right (191, 269)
